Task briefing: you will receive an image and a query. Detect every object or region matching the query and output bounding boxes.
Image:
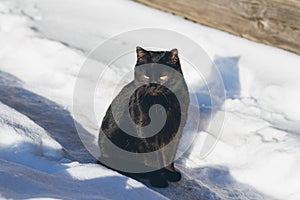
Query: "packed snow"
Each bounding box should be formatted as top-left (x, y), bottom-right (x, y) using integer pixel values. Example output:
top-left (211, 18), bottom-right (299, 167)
top-left (1, 0), bottom-right (300, 199)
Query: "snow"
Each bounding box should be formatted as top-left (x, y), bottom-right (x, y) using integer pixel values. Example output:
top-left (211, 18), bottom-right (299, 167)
top-left (1, 0), bottom-right (300, 199)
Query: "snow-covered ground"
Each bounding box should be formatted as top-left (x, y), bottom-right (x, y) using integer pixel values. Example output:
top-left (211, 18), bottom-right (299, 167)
top-left (1, 0), bottom-right (300, 199)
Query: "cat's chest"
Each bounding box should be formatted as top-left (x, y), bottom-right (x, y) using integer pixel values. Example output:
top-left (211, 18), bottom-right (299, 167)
top-left (139, 95), bottom-right (174, 110)
top-left (131, 95), bottom-right (180, 117)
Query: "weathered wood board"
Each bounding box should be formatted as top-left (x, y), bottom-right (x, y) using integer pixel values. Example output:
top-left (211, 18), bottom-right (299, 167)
top-left (134, 0), bottom-right (300, 55)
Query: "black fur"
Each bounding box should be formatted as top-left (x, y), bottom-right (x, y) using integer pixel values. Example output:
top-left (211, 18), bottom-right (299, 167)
top-left (98, 47), bottom-right (189, 187)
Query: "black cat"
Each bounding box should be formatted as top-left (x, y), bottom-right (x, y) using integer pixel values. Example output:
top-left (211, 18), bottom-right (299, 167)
top-left (98, 47), bottom-right (189, 188)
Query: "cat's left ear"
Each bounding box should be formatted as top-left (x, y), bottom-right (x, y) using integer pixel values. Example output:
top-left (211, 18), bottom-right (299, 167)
top-left (169, 48), bottom-right (179, 64)
top-left (136, 46), bottom-right (149, 64)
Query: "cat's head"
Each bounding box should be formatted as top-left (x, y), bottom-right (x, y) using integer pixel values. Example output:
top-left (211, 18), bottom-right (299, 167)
top-left (134, 47), bottom-right (184, 96)
top-left (134, 47), bottom-right (182, 81)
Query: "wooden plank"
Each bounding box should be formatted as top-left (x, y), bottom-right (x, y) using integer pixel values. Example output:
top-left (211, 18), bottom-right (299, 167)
top-left (134, 0), bottom-right (300, 55)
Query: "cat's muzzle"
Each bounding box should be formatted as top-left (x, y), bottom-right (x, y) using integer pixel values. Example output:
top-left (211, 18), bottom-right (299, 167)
top-left (149, 86), bottom-right (160, 96)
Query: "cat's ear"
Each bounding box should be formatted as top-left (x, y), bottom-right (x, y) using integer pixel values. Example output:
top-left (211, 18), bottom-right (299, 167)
top-left (136, 46), bottom-right (148, 64)
top-left (169, 48), bottom-right (179, 64)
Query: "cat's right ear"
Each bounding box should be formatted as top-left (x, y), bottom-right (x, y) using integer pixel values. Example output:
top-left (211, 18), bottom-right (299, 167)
top-left (136, 46), bottom-right (148, 64)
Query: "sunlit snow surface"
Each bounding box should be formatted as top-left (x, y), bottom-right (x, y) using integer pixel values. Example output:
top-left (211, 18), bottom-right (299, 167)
top-left (1, 0), bottom-right (300, 199)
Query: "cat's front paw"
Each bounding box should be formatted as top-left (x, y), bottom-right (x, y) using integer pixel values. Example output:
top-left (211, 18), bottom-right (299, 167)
top-left (163, 168), bottom-right (182, 182)
top-left (149, 174), bottom-right (168, 188)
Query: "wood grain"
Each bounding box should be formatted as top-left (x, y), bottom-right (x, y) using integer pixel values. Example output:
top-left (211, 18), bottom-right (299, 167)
top-left (134, 0), bottom-right (300, 55)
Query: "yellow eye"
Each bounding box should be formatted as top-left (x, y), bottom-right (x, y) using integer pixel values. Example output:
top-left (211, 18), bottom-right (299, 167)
top-left (143, 75), bottom-right (150, 79)
top-left (160, 75), bottom-right (168, 80)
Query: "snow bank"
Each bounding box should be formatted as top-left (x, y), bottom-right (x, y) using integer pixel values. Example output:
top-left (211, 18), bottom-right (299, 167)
top-left (0, 102), bottom-right (63, 163)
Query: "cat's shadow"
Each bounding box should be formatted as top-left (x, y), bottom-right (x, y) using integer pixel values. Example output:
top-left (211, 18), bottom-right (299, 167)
top-left (179, 55), bottom-right (241, 156)
top-left (173, 56), bottom-right (272, 198)
top-left (195, 55), bottom-right (240, 115)
top-left (170, 56), bottom-right (272, 199)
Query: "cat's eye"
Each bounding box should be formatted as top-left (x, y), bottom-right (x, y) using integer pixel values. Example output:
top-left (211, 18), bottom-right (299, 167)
top-left (143, 75), bottom-right (150, 79)
top-left (160, 75), bottom-right (168, 80)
